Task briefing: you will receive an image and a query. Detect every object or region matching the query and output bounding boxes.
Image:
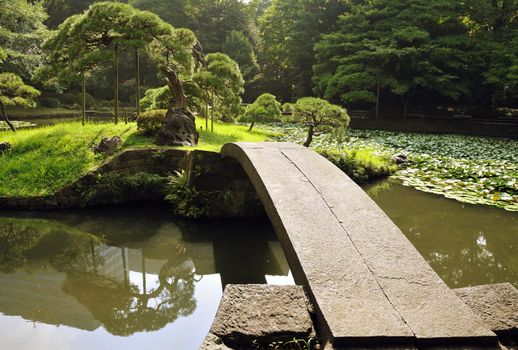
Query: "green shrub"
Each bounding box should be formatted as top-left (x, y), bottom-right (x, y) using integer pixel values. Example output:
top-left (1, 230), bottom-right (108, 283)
top-left (317, 147), bottom-right (397, 183)
top-left (165, 170), bottom-right (231, 219)
top-left (75, 92), bottom-right (96, 109)
top-left (137, 109), bottom-right (167, 135)
top-left (96, 100), bottom-right (112, 109)
top-left (59, 93), bottom-right (77, 106)
top-left (39, 97), bottom-right (61, 108)
top-left (80, 172), bottom-right (165, 205)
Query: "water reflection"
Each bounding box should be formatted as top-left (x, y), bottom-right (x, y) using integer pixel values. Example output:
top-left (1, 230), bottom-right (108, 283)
top-left (0, 206), bottom-right (292, 349)
top-left (364, 179), bottom-right (518, 288)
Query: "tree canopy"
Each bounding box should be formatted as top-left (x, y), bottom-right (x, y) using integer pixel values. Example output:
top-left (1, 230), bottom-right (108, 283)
top-left (241, 92), bottom-right (281, 130)
top-left (293, 97), bottom-right (350, 147)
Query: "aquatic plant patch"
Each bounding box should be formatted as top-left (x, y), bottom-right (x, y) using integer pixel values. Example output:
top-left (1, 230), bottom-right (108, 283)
top-left (265, 124), bottom-right (518, 211)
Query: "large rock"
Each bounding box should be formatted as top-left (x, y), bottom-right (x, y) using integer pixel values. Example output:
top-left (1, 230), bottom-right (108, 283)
top-left (93, 136), bottom-right (121, 155)
top-left (155, 107), bottom-right (199, 146)
top-left (454, 283), bottom-right (518, 338)
top-left (209, 284), bottom-right (315, 348)
top-left (0, 141), bottom-right (11, 153)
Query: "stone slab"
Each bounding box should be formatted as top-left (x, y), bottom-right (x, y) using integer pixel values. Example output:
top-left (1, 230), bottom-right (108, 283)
top-left (221, 142), bottom-right (497, 348)
top-left (454, 283), bottom-right (518, 337)
top-left (209, 284), bottom-right (314, 347)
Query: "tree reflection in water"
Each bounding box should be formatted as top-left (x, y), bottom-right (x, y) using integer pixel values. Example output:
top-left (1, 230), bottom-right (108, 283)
top-left (0, 217), bottom-right (197, 336)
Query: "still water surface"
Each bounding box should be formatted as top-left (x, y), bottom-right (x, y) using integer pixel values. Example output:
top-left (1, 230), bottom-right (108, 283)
top-left (364, 179), bottom-right (518, 289)
top-left (0, 206), bottom-right (292, 350)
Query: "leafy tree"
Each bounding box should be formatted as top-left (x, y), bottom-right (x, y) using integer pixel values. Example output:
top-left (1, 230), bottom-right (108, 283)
top-left (247, 0), bottom-right (272, 21)
top-left (462, 0), bottom-right (518, 106)
top-left (0, 0), bottom-right (45, 132)
top-left (222, 31), bottom-right (259, 84)
top-left (314, 0), bottom-right (470, 117)
top-left (185, 0), bottom-right (256, 53)
top-left (146, 27), bottom-right (200, 108)
top-left (0, 70), bottom-right (40, 132)
top-left (293, 97), bottom-right (349, 147)
top-left (42, 2), bottom-right (174, 123)
top-left (258, 0), bottom-right (345, 101)
top-left (129, 0), bottom-right (190, 28)
top-left (43, 0), bottom-right (97, 28)
top-left (0, 0), bottom-right (48, 80)
top-left (41, 13), bottom-right (113, 125)
top-left (193, 53), bottom-right (244, 131)
top-left (140, 86), bottom-right (172, 111)
top-left (240, 93), bottom-right (281, 131)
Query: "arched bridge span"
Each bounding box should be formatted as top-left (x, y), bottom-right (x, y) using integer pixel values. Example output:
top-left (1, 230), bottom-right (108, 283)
top-left (221, 142), bottom-right (496, 348)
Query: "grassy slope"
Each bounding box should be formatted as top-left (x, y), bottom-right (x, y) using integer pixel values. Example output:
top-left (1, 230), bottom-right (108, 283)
top-left (0, 120), bottom-right (276, 197)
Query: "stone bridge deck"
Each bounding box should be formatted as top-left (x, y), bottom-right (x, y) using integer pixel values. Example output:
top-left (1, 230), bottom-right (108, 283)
top-left (221, 142), bottom-right (497, 348)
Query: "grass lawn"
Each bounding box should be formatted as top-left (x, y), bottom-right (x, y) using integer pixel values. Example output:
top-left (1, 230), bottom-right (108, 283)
top-left (0, 119), bottom-right (276, 197)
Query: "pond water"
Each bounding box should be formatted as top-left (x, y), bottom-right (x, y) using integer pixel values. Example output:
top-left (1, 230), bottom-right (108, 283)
top-left (0, 205), bottom-right (292, 350)
top-left (363, 179), bottom-right (518, 289)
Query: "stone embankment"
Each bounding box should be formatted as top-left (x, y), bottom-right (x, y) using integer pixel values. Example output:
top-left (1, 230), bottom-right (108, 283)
top-left (0, 148), bottom-right (264, 218)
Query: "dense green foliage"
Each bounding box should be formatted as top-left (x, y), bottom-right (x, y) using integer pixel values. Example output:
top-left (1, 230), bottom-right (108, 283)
top-left (140, 86), bottom-right (171, 111)
top-left (318, 148), bottom-right (397, 183)
top-left (240, 93), bottom-right (282, 130)
top-left (3, 0), bottom-right (515, 113)
top-left (257, 0), bottom-right (345, 100)
top-left (314, 0), bottom-right (518, 111)
top-left (222, 30), bottom-right (259, 98)
top-left (137, 109), bottom-right (166, 134)
top-left (292, 97), bottom-right (350, 147)
top-left (193, 52), bottom-right (244, 127)
top-left (315, 0), bottom-right (469, 115)
top-left (0, 0), bottom-right (48, 80)
top-left (165, 170), bottom-right (231, 219)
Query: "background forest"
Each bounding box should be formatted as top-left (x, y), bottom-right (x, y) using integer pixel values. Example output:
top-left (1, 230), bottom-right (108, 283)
top-left (1, 0), bottom-right (517, 118)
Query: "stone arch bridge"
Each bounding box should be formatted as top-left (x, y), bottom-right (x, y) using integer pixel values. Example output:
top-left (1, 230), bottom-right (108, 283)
top-left (220, 142), bottom-right (499, 349)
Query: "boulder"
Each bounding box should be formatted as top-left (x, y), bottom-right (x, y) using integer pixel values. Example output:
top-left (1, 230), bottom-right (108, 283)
top-left (394, 153), bottom-right (408, 165)
top-left (209, 284), bottom-right (315, 348)
top-left (0, 141), bottom-right (11, 153)
top-left (155, 107), bottom-right (199, 146)
top-left (93, 136), bottom-right (122, 155)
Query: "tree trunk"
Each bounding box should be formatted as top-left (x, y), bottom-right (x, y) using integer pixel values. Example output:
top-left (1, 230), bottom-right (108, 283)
top-left (205, 92), bottom-right (209, 131)
top-left (164, 67), bottom-right (188, 108)
top-left (82, 72), bottom-right (86, 126)
top-left (303, 124), bottom-right (314, 147)
top-left (0, 100), bottom-right (15, 132)
top-left (403, 95), bottom-right (411, 119)
top-left (210, 91), bottom-right (214, 133)
top-left (248, 121), bottom-right (255, 132)
top-left (135, 48), bottom-right (141, 119)
top-left (375, 80), bottom-right (380, 118)
top-left (114, 45), bottom-right (119, 124)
